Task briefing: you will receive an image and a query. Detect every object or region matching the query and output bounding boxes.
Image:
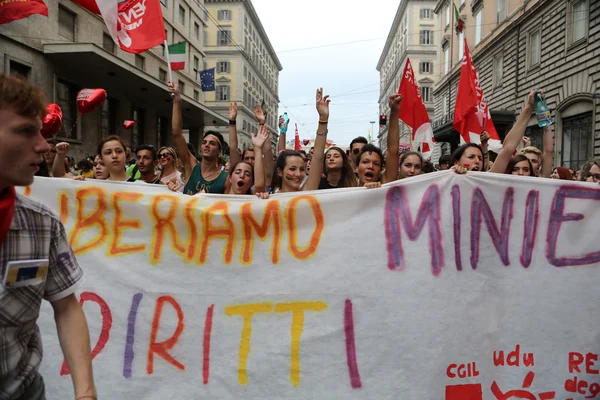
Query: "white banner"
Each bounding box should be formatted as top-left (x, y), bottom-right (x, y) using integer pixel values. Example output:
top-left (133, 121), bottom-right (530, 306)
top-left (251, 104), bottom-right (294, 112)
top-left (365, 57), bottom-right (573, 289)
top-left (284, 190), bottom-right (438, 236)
top-left (23, 173), bottom-right (600, 399)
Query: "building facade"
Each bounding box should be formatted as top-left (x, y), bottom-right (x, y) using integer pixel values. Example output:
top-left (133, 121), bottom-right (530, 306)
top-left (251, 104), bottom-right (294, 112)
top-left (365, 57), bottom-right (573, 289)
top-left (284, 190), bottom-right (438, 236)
top-left (203, 0), bottom-right (282, 151)
top-left (432, 0), bottom-right (599, 169)
top-left (1, 0), bottom-right (229, 161)
top-left (376, 0), bottom-right (439, 153)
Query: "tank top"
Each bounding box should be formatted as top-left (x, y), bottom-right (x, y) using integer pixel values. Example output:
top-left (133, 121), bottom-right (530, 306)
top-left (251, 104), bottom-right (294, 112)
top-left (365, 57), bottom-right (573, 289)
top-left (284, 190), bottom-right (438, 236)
top-left (183, 163), bottom-right (228, 195)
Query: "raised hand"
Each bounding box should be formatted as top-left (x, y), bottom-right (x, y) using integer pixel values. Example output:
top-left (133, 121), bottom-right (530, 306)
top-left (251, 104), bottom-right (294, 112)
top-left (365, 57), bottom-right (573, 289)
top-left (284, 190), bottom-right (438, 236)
top-left (56, 141), bottom-right (70, 155)
top-left (167, 81), bottom-right (181, 102)
top-left (254, 104), bottom-right (266, 125)
top-left (480, 131), bottom-right (490, 144)
top-left (279, 115), bottom-right (289, 133)
top-left (522, 136), bottom-right (531, 147)
top-left (526, 89), bottom-right (542, 110)
top-left (229, 102), bottom-right (238, 121)
top-left (389, 94), bottom-right (403, 114)
top-left (316, 88), bottom-right (330, 121)
top-left (252, 124), bottom-right (269, 149)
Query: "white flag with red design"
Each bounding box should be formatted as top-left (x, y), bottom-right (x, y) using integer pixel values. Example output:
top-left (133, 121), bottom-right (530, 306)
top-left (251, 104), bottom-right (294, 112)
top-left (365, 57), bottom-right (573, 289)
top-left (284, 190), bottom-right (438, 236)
top-left (95, 0), bottom-right (166, 54)
top-left (397, 58), bottom-right (434, 158)
top-left (453, 37), bottom-right (501, 150)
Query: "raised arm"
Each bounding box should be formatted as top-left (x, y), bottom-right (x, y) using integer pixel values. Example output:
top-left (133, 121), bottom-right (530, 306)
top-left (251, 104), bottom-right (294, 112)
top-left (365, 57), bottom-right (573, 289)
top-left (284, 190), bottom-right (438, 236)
top-left (303, 88), bottom-right (330, 191)
top-left (262, 129), bottom-right (275, 187)
top-left (540, 125), bottom-right (554, 178)
top-left (251, 124), bottom-right (269, 193)
top-left (228, 102), bottom-right (241, 167)
top-left (491, 90), bottom-right (537, 174)
top-left (168, 81), bottom-right (195, 179)
top-left (480, 131), bottom-right (490, 171)
top-left (52, 142), bottom-right (70, 178)
top-left (277, 115), bottom-right (288, 153)
top-left (383, 94), bottom-right (402, 183)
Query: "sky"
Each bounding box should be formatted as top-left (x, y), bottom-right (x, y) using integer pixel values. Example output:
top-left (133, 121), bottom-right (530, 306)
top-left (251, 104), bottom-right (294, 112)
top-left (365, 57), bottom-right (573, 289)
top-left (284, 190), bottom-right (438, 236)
top-left (252, 0), bottom-right (401, 147)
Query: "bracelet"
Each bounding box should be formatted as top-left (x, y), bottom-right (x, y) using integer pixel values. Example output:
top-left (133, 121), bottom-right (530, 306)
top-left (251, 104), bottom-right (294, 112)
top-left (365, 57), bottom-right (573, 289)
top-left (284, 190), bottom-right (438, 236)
top-left (259, 122), bottom-right (266, 126)
top-left (318, 120), bottom-right (328, 124)
top-left (228, 120), bottom-right (236, 125)
top-left (316, 128), bottom-right (328, 136)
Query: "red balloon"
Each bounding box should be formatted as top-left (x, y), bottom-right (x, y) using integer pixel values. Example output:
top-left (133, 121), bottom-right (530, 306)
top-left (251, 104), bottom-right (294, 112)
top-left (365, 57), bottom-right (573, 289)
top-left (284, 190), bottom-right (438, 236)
top-left (71, 0), bottom-right (100, 14)
top-left (123, 120), bottom-right (135, 130)
top-left (41, 103), bottom-right (62, 139)
top-left (77, 88), bottom-right (107, 114)
top-left (302, 139), bottom-right (310, 146)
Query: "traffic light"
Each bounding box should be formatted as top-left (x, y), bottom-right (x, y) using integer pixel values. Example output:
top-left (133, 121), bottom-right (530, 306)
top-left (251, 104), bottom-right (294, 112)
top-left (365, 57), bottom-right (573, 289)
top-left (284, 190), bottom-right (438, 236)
top-left (379, 114), bottom-right (387, 126)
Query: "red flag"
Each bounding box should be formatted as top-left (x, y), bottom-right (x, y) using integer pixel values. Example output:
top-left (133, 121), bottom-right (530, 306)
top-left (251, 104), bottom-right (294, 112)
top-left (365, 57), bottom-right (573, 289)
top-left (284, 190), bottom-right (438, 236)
top-left (0, 0), bottom-right (47, 24)
top-left (453, 37), bottom-right (501, 147)
top-left (294, 123), bottom-right (301, 151)
top-left (96, 0), bottom-right (166, 54)
top-left (397, 58), bottom-right (434, 157)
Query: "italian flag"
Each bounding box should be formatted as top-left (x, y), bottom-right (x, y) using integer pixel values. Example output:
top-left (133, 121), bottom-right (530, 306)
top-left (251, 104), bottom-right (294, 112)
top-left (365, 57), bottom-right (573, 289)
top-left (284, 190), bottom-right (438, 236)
top-left (168, 42), bottom-right (186, 71)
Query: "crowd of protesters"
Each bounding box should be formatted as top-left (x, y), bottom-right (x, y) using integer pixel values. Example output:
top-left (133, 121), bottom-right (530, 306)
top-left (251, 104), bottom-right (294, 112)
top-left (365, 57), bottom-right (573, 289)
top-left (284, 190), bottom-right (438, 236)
top-left (0, 73), bottom-right (599, 399)
top-left (35, 85), bottom-right (600, 194)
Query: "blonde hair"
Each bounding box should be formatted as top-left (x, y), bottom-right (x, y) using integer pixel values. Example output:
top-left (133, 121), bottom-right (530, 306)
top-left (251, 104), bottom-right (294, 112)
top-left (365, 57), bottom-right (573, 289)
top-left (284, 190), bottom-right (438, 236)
top-left (157, 146), bottom-right (179, 179)
top-left (521, 146), bottom-right (542, 158)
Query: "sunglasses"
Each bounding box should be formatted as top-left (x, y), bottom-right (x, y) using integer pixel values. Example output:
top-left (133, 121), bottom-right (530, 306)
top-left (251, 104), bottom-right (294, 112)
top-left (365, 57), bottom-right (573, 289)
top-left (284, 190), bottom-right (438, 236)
top-left (159, 152), bottom-right (172, 159)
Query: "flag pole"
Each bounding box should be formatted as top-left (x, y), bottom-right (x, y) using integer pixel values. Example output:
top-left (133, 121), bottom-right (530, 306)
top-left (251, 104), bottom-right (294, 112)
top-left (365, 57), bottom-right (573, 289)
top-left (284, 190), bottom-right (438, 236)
top-left (164, 40), bottom-right (173, 83)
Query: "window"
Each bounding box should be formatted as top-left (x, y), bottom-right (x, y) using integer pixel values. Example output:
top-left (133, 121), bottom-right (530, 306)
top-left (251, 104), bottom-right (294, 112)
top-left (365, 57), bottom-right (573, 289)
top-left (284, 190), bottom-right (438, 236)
top-left (193, 90), bottom-right (199, 101)
top-left (218, 30), bottom-right (231, 46)
top-left (419, 61), bottom-right (433, 74)
top-left (100, 98), bottom-right (116, 138)
top-left (193, 56), bottom-right (199, 72)
top-left (216, 85), bottom-right (230, 101)
top-left (217, 61), bottom-right (230, 73)
top-left (420, 87), bottom-right (432, 103)
top-left (160, 44), bottom-right (165, 56)
top-left (525, 126), bottom-right (544, 151)
top-left (420, 9), bottom-right (432, 19)
top-left (458, 31), bottom-right (464, 60)
top-left (56, 79), bottom-right (78, 138)
top-left (442, 95), bottom-right (448, 116)
top-left (9, 60), bottom-right (30, 79)
top-left (244, 16), bottom-right (248, 27)
top-left (178, 5), bottom-right (185, 25)
top-left (159, 68), bottom-right (167, 82)
top-left (218, 10), bottom-right (231, 20)
top-left (419, 30), bottom-right (434, 45)
top-left (132, 108), bottom-right (145, 150)
top-left (203, 27), bottom-right (207, 46)
top-left (135, 55), bottom-right (145, 70)
top-left (102, 33), bottom-right (115, 53)
top-left (445, 6), bottom-right (450, 27)
top-left (157, 116), bottom-right (168, 147)
top-left (244, 66), bottom-right (248, 79)
top-left (562, 112), bottom-right (593, 169)
top-left (178, 81), bottom-right (185, 93)
top-left (443, 46), bottom-right (450, 74)
top-left (528, 30), bottom-right (541, 68)
top-left (194, 22), bottom-right (200, 40)
top-left (474, 8), bottom-right (483, 44)
top-left (58, 6), bottom-right (75, 41)
top-left (243, 120), bottom-right (248, 131)
top-left (568, 0), bottom-right (588, 46)
top-left (493, 56), bottom-right (503, 87)
top-left (497, 0), bottom-right (506, 23)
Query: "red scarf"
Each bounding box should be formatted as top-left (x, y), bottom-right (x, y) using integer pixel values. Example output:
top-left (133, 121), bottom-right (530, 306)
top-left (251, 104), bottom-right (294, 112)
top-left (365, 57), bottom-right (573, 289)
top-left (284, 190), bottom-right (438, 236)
top-left (0, 187), bottom-right (16, 246)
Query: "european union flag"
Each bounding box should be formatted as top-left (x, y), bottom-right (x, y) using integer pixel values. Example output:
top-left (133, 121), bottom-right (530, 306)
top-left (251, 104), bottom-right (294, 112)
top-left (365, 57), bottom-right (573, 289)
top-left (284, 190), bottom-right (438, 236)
top-left (200, 68), bottom-right (215, 92)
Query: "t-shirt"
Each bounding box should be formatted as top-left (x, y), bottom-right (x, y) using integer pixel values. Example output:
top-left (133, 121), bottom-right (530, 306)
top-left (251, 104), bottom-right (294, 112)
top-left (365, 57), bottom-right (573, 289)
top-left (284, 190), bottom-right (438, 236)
top-left (77, 169), bottom-right (94, 179)
top-left (127, 176), bottom-right (162, 184)
top-left (0, 195), bottom-right (84, 399)
top-left (183, 163), bottom-right (228, 195)
top-left (318, 177), bottom-right (337, 190)
top-left (160, 171), bottom-right (184, 192)
top-left (126, 164), bottom-right (141, 180)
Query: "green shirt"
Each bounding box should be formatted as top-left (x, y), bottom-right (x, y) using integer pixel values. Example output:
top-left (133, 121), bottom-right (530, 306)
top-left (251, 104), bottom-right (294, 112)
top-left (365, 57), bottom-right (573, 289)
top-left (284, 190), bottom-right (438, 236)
top-left (183, 163), bottom-right (228, 195)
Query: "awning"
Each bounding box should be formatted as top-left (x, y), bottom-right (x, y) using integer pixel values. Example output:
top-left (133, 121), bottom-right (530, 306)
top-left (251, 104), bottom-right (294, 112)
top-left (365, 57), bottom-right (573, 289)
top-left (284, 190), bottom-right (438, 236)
top-left (43, 43), bottom-right (228, 128)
